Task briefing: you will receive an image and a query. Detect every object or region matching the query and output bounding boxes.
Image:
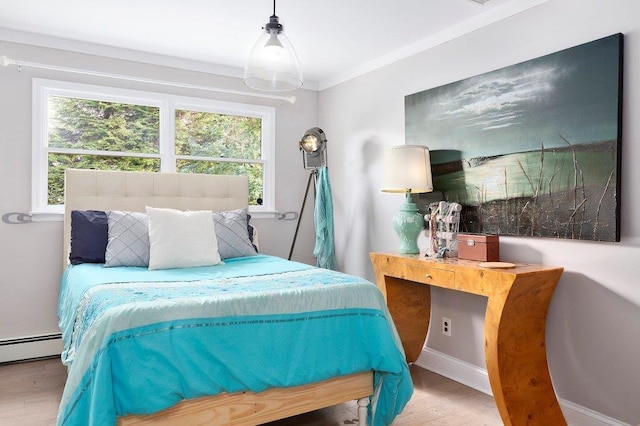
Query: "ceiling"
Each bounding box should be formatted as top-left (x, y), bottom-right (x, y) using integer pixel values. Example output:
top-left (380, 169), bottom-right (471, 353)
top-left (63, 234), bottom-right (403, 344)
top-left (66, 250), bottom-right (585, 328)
top-left (0, 0), bottom-right (547, 90)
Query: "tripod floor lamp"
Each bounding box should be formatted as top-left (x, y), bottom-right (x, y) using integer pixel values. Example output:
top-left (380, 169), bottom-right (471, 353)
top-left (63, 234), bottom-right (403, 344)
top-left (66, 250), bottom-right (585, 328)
top-left (288, 127), bottom-right (327, 260)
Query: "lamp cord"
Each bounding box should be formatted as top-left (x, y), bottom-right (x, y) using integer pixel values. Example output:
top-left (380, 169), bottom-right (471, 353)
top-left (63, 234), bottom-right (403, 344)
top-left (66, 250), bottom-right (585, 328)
top-left (273, 0), bottom-right (276, 16)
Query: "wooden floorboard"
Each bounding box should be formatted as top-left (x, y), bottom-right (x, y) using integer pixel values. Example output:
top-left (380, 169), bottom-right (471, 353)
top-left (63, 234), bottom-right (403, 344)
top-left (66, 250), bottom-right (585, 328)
top-left (0, 358), bottom-right (501, 425)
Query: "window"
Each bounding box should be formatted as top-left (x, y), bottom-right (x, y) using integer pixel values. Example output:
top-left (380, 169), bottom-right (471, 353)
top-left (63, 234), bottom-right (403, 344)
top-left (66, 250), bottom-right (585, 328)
top-left (32, 79), bottom-right (275, 218)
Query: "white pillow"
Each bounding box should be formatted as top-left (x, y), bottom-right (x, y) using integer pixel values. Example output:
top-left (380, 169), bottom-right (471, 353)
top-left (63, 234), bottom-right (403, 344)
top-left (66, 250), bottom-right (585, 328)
top-left (146, 207), bottom-right (222, 270)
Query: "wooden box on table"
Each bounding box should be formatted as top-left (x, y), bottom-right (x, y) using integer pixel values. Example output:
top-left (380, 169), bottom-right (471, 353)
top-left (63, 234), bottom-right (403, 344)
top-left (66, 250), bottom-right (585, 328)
top-left (457, 233), bottom-right (499, 261)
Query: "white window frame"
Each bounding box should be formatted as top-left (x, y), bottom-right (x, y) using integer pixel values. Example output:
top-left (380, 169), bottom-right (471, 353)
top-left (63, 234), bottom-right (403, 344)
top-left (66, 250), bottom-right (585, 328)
top-left (32, 78), bottom-right (276, 219)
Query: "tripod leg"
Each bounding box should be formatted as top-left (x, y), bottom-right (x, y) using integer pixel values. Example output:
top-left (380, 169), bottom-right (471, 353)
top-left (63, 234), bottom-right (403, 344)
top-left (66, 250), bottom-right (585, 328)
top-left (288, 170), bottom-right (317, 261)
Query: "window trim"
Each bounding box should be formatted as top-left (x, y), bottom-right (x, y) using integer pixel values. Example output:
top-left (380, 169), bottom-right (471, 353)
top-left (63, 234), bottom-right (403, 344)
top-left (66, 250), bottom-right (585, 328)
top-left (31, 78), bottom-right (276, 218)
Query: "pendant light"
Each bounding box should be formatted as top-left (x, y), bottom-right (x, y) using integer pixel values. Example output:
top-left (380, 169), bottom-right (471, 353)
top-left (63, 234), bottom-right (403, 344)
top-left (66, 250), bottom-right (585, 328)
top-left (244, 0), bottom-right (303, 91)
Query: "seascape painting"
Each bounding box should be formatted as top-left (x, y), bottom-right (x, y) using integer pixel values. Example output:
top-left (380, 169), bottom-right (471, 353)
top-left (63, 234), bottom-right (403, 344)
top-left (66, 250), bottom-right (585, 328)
top-left (406, 34), bottom-right (623, 241)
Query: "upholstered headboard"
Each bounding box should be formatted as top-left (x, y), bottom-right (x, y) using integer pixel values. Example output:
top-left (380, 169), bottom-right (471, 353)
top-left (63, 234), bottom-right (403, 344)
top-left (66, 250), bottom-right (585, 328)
top-left (63, 169), bottom-right (249, 269)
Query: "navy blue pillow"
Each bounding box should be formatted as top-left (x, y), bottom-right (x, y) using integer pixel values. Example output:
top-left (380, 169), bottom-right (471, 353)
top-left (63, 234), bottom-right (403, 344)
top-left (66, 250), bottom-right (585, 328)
top-left (69, 210), bottom-right (108, 265)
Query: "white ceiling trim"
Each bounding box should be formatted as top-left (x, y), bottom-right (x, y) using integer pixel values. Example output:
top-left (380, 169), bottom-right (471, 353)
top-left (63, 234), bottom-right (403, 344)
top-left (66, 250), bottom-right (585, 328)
top-left (0, 27), bottom-right (258, 84)
top-left (318, 0), bottom-right (552, 90)
top-left (0, 0), bottom-right (550, 94)
top-left (1, 55), bottom-right (297, 104)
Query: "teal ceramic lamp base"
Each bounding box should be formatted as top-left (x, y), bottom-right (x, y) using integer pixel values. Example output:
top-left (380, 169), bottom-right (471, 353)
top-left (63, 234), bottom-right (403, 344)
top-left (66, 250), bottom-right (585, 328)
top-left (393, 192), bottom-right (424, 254)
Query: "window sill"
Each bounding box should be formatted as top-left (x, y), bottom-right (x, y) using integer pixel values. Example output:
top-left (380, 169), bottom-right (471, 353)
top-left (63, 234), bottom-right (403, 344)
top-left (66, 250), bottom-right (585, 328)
top-left (29, 211), bottom-right (63, 222)
top-left (248, 210), bottom-right (278, 220)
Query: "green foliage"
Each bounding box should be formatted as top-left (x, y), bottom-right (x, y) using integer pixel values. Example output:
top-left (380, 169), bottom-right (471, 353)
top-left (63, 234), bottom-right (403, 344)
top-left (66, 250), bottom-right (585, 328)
top-left (175, 110), bottom-right (261, 160)
top-left (47, 97), bottom-right (264, 205)
top-left (177, 160), bottom-right (263, 205)
top-left (49, 96), bottom-right (159, 153)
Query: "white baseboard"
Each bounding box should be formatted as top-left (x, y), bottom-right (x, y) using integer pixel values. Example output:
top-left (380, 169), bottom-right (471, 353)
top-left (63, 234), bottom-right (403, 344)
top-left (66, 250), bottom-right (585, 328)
top-left (0, 333), bottom-right (63, 363)
top-left (415, 347), bottom-right (630, 426)
top-left (558, 399), bottom-right (632, 426)
top-left (414, 346), bottom-right (493, 396)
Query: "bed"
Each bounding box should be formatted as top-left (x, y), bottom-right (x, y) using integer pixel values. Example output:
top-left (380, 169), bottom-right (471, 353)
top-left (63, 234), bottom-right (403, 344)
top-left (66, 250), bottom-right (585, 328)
top-left (57, 169), bottom-right (412, 426)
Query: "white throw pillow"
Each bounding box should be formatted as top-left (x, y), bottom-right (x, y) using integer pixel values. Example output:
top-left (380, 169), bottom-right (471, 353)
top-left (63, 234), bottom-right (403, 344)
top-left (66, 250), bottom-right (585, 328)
top-left (146, 207), bottom-right (222, 270)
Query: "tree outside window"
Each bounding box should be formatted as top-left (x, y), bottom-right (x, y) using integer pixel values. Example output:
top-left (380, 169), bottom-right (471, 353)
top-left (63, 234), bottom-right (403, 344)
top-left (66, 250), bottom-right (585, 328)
top-left (33, 79), bottom-right (275, 215)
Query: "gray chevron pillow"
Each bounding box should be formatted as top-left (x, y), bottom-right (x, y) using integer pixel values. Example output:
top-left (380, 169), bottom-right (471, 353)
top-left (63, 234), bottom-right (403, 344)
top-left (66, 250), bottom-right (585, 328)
top-left (105, 211), bottom-right (150, 267)
top-left (212, 209), bottom-right (257, 260)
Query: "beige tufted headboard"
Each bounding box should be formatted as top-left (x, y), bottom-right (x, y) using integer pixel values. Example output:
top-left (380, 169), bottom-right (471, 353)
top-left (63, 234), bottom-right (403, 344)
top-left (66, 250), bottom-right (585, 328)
top-left (63, 169), bottom-right (249, 270)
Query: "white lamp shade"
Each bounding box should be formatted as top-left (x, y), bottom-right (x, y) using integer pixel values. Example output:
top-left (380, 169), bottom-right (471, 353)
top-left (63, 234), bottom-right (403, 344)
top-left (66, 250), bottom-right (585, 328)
top-left (244, 27), bottom-right (303, 92)
top-left (381, 145), bottom-right (433, 193)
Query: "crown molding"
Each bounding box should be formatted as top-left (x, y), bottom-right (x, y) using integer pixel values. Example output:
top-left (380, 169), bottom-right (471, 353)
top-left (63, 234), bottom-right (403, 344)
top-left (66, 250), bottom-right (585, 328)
top-left (318, 0), bottom-right (552, 90)
top-left (0, 27), bottom-right (320, 91)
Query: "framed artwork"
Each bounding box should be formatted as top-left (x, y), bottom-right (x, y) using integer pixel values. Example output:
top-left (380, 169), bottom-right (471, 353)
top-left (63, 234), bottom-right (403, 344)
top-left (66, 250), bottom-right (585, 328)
top-left (406, 33), bottom-right (623, 242)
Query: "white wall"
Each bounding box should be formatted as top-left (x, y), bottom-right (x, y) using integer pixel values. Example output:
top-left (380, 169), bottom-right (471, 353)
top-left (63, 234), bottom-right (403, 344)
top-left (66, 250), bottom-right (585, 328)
top-left (0, 41), bottom-right (318, 341)
top-left (320, 0), bottom-right (640, 424)
top-left (2, 0), bottom-right (639, 422)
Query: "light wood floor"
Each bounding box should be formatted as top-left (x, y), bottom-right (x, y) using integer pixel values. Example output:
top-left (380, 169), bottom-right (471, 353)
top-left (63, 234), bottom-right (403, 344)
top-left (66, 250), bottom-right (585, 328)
top-left (0, 357), bottom-right (501, 425)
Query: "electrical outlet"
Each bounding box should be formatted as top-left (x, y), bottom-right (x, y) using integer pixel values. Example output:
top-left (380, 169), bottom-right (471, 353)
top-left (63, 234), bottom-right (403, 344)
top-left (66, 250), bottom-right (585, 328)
top-left (442, 317), bottom-right (452, 337)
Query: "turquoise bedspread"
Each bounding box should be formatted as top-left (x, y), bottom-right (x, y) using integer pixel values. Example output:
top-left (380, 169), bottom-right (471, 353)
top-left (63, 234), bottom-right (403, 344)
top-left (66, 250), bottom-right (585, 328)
top-left (57, 255), bottom-right (412, 426)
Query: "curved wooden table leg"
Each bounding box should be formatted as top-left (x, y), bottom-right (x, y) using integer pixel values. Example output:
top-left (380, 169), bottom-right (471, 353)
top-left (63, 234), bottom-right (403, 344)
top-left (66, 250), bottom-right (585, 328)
top-left (370, 252), bottom-right (565, 425)
top-left (383, 276), bottom-right (431, 363)
top-left (484, 270), bottom-right (566, 425)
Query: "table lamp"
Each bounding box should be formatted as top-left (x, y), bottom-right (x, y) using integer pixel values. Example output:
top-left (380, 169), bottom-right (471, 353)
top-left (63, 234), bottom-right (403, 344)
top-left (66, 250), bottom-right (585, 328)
top-left (381, 145), bottom-right (433, 254)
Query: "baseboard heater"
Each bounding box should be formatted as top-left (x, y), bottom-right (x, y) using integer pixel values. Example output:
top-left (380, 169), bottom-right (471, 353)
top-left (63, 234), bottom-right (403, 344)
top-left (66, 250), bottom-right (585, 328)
top-left (0, 332), bottom-right (63, 363)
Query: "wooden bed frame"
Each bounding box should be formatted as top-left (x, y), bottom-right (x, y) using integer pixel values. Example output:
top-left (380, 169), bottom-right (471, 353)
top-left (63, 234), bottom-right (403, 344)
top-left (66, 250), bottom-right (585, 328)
top-left (63, 169), bottom-right (373, 425)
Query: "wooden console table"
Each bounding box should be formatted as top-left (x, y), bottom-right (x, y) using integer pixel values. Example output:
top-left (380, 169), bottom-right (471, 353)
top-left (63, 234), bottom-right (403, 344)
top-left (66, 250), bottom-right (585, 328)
top-left (370, 252), bottom-right (565, 426)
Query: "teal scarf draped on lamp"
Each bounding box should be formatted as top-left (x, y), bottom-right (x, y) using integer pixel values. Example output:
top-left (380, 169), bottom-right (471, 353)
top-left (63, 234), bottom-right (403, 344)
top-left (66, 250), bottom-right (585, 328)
top-left (314, 166), bottom-right (337, 270)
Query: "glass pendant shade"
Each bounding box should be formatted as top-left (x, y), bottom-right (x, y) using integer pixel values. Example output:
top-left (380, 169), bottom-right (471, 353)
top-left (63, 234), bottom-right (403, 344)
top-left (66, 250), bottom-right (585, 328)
top-left (244, 16), bottom-right (303, 92)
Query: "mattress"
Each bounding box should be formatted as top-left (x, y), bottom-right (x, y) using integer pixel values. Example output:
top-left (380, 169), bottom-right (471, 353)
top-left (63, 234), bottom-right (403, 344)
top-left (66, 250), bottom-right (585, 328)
top-left (57, 255), bottom-right (413, 426)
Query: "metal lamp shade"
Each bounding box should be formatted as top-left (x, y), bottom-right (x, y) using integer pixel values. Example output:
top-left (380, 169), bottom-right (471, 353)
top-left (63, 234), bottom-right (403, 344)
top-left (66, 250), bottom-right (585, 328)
top-left (300, 127), bottom-right (327, 169)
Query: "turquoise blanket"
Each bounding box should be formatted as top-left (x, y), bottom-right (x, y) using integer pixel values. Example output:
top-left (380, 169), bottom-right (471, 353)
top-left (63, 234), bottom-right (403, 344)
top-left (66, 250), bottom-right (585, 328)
top-left (57, 255), bottom-right (412, 426)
